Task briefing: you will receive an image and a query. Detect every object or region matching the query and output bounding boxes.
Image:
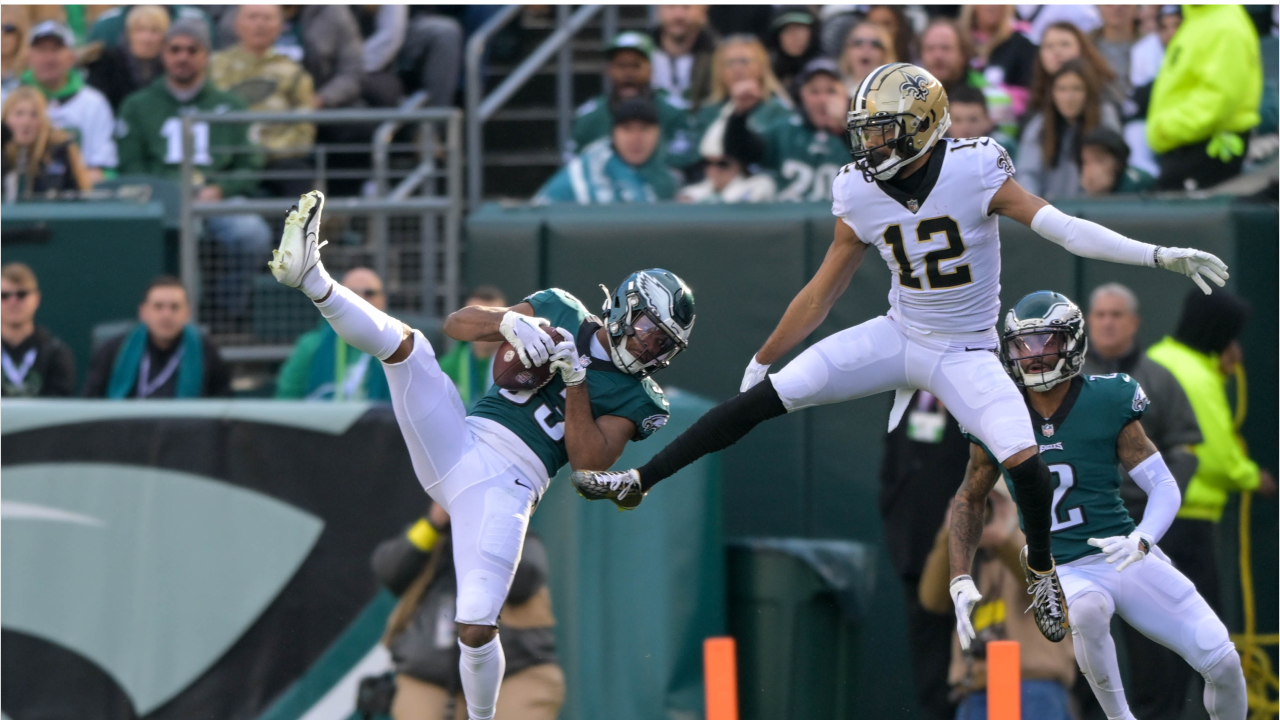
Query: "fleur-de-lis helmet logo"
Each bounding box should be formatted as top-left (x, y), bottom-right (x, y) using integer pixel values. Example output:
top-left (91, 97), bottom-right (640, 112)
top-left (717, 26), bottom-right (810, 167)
top-left (899, 72), bottom-right (929, 101)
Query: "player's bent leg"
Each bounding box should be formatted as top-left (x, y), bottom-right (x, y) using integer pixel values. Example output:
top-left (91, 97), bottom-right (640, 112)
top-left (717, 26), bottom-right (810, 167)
top-left (447, 473), bottom-right (536, 720)
top-left (1113, 555), bottom-right (1246, 720)
top-left (573, 316), bottom-right (913, 502)
top-left (769, 315), bottom-right (908, 411)
top-left (1067, 590), bottom-right (1136, 720)
top-left (382, 329), bottom-right (473, 500)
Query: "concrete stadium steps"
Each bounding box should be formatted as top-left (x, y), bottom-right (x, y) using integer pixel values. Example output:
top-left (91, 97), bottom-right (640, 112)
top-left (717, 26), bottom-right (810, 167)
top-left (477, 6), bottom-right (651, 201)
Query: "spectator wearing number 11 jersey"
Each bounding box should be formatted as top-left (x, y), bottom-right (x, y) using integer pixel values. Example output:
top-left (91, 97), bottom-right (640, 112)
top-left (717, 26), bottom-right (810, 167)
top-left (116, 18), bottom-right (270, 325)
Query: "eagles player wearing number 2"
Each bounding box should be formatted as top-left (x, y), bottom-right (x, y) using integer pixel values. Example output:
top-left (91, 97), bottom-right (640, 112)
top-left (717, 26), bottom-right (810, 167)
top-left (267, 192), bottom-right (694, 720)
top-left (571, 62), bottom-right (1230, 644)
top-left (952, 291), bottom-right (1246, 720)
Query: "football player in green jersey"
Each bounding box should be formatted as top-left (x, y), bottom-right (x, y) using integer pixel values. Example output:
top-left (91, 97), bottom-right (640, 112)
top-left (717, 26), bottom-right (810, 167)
top-left (950, 291), bottom-right (1246, 720)
top-left (268, 191), bottom-right (695, 720)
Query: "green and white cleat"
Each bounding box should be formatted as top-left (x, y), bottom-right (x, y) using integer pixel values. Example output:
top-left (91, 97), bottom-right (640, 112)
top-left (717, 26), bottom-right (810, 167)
top-left (1021, 546), bottom-right (1070, 642)
top-left (268, 190), bottom-right (328, 287)
top-left (571, 468), bottom-right (646, 511)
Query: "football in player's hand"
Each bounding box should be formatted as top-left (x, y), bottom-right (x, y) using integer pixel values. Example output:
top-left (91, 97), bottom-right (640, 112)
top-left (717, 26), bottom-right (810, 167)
top-left (492, 328), bottom-right (565, 391)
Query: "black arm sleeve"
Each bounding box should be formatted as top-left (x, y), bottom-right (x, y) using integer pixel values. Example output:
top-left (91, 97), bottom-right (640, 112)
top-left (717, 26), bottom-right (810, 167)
top-left (637, 376), bottom-right (787, 490)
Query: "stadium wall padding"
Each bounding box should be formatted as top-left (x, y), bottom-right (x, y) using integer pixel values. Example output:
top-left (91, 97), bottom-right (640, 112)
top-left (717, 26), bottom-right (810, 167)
top-left (1, 201), bottom-right (169, 389)
top-left (466, 198), bottom-right (1279, 717)
top-left (0, 397), bottom-right (724, 720)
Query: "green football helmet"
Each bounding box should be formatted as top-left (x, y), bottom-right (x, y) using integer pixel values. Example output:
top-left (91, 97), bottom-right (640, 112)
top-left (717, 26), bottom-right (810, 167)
top-left (599, 269), bottom-right (695, 378)
top-left (1001, 291), bottom-right (1088, 392)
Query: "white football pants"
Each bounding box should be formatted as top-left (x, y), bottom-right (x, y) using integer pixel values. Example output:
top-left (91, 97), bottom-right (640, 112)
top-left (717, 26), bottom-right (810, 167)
top-left (769, 314), bottom-right (1036, 462)
top-left (1060, 551), bottom-right (1247, 720)
top-left (317, 285), bottom-right (536, 627)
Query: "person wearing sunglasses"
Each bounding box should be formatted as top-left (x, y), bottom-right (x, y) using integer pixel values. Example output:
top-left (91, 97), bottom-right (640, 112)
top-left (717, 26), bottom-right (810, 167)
top-left (0, 262), bottom-right (74, 397)
top-left (276, 267), bottom-right (395, 402)
top-left (116, 18), bottom-right (271, 329)
top-left (1, 8), bottom-right (27, 100)
top-left (839, 20), bottom-right (895, 98)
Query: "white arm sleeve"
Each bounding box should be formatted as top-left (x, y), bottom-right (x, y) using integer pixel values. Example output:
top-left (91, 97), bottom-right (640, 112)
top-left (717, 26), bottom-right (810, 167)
top-left (1030, 205), bottom-right (1158, 267)
top-left (1128, 452), bottom-right (1181, 543)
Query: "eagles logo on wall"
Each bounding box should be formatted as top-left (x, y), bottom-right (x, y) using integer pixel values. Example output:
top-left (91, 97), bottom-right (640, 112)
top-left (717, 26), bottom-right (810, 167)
top-left (1, 402), bottom-right (424, 720)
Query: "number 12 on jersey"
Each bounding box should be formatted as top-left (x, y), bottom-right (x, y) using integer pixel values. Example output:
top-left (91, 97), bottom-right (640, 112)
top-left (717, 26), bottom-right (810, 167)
top-left (883, 216), bottom-right (973, 291)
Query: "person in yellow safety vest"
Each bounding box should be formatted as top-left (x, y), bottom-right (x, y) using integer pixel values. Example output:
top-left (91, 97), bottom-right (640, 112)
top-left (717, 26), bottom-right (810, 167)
top-left (1147, 4), bottom-right (1261, 191)
top-left (1147, 289), bottom-right (1276, 617)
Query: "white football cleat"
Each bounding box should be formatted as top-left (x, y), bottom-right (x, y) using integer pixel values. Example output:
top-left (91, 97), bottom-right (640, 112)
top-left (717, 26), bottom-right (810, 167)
top-left (571, 468), bottom-right (646, 510)
top-left (268, 190), bottom-right (328, 287)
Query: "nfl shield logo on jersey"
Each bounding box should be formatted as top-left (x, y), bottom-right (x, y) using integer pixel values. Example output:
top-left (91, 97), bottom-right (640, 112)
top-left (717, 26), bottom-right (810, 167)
top-left (907, 199), bottom-right (920, 213)
top-left (1042, 423), bottom-right (1055, 437)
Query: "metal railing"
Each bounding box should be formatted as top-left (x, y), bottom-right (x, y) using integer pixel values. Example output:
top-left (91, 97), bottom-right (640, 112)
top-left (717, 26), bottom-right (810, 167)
top-left (177, 107), bottom-right (463, 357)
top-left (465, 4), bottom-right (619, 207)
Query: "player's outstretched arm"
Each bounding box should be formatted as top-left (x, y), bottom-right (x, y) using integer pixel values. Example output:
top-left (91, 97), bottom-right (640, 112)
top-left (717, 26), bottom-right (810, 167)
top-left (753, 219), bottom-right (868, 367)
top-left (445, 301), bottom-right (558, 368)
top-left (989, 177), bottom-right (1228, 294)
top-left (949, 443), bottom-right (1002, 580)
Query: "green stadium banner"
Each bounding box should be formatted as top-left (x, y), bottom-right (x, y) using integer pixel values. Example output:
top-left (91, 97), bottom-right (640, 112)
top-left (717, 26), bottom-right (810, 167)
top-left (1, 202), bottom-right (168, 390)
top-left (1, 394), bottom-right (723, 720)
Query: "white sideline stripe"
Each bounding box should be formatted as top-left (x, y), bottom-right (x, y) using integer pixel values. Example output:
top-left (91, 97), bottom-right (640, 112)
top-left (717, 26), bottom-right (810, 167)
top-left (298, 643), bottom-right (393, 720)
top-left (1, 500), bottom-right (105, 527)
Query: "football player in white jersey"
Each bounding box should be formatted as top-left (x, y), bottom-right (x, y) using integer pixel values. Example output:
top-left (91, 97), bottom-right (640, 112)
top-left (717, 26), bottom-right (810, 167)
top-left (572, 63), bottom-right (1228, 644)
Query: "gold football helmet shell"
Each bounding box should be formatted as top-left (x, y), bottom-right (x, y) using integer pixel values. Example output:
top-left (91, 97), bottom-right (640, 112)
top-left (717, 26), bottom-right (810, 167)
top-left (847, 62), bottom-right (952, 181)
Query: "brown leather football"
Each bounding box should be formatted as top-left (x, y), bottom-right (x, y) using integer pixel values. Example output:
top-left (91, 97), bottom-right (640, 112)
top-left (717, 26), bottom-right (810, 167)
top-left (492, 328), bottom-right (565, 391)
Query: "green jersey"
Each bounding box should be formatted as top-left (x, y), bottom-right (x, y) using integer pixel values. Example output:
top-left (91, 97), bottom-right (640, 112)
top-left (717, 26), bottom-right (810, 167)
top-left (115, 77), bottom-right (264, 197)
top-left (966, 374), bottom-right (1149, 565)
top-left (469, 289), bottom-right (670, 477)
top-left (569, 90), bottom-right (697, 168)
top-left (760, 113), bottom-right (851, 202)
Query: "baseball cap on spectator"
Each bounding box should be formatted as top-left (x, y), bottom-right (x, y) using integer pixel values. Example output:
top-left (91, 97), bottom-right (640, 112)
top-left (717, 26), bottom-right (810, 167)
top-left (612, 96), bottom-right (659, 126)
top-left (770, 9), bottom-right (816, 33)
top-left (165, 17), bottom-right (210, 51)
top-left (1159, 5), bottom-right (1182, 19)
top-left (29, 20), bottom-right (73, 48)
top-left (795, 57), bottom-right (841, 87)
top-left (607, 31), bottom-right (655, 60)
top-left (1081, 128), bottom-right (1131, 167)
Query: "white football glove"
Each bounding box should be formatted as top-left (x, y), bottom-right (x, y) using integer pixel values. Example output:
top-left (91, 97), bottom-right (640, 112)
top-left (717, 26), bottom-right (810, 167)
top-left (1155, 247), bottom-right (1229, 295)
top-left (1087, 530), bottom-right (1152, 572)
top-left (548, 329), bottom-right (586, 386)
top-left (740, 356), bottom-right (771, 392)
top-left (499, 311), bottom-right (556, 368)
top-left (949, 575), bottom-right (982, 651)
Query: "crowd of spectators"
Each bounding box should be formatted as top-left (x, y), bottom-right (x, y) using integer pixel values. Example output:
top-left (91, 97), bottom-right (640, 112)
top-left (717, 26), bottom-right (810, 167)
top-left (1, 4), bottom-right (1272, 208)
top-left (0, 3), bottom-right (466, 205)
top-left (543, 4), bottom-right (1275, 206)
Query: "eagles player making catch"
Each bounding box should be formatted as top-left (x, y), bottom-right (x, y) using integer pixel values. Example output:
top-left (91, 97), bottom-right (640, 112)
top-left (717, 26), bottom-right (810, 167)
top-left (951, 292), bottom-right (1247, 720)
top-left (268, 192), bottom-right (694, 720)
top-left (571, 63), bottom-right (1229, 643)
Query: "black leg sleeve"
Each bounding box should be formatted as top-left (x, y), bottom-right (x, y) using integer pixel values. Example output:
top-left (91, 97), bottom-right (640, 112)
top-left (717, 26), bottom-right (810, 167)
top-left (638, 377), bottom-right (787, 490)
top-left (1005, 453), bottom-right (1055, 571)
